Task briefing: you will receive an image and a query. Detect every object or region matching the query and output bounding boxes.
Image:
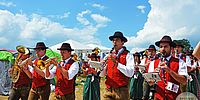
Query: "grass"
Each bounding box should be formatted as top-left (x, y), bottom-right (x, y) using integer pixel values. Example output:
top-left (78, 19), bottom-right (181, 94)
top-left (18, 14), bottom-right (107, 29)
top-left (0, 75), bottom-right (107, 100)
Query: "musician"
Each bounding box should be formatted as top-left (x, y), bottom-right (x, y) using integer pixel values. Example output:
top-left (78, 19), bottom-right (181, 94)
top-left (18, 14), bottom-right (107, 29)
top-left (186, 50), bottom-right (200, 98)
top-left (174, 42), bottom-right (192, 69)
top-left (174, 42), bottom-right (191, 92)
top-left (45, 43), bottom-right (79, 100)
top-left (8, 48), bottom-right (31, 100)
top-left (100, 31), bottom-right (134, 100)
top-left (129, 52), bottom-right (143, 100)
top-left (24, 42), bottom-right (51, 100)
top-left (148, 35), bottom-right (187, 100)
top-left (142, 45), bottom-right (157, 100)
top-left (82, 53), bottom-right (100, 100)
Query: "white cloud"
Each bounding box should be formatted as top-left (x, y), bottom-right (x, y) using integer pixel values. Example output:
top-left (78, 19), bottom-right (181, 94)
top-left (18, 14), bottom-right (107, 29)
top-left (47, 12), bottom-right (70, 19)
top-left (0, 9), bottom-right (111, 49)
top-left (0, 37), bottom-right (9, 45)
top-left (76, 10), bottom-right (91, 26)
top-left (137, 5), bottom-right (146, 13)
top-left (91, 14), bottom-right (111, 27)
top-left (91, 3), bottom-right (105, 10)
top-left (0, 1), bottom-right (16, 7)
top-left (60, 12), bottom-right (70, 19)
top-left (126, 0), bottom-right (200, 51)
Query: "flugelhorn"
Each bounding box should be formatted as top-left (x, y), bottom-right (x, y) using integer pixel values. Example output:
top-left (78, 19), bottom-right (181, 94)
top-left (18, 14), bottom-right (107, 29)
top-left (37, 57), bottom-right (58, 70)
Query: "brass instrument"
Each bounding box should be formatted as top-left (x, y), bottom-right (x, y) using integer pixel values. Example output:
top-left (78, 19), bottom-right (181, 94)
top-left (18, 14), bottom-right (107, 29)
top-left (11, 45), bottom-right (30, 83)
top-left (92, 47), bottom-right (100, 55)
top-left (36, 57), bottom-right (58, 70)
top-left (72, 53), bottom-right (78, 61)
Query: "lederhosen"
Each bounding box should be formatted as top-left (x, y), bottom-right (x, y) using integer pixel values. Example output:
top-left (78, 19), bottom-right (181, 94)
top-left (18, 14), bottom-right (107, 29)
top-left (9, 68), bottom-right (31, 100)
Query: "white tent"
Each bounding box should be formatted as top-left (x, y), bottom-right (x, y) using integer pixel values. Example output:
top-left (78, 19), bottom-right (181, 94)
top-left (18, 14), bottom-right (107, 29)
top-left (50, 40), bottom-right (93, 53)
top-left (50, 40), bottom-right (111, 53)
top-left (86, 43), bottom-right (110, 52)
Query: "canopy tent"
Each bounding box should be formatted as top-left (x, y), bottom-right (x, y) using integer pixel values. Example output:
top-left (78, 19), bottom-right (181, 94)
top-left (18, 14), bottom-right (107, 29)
top-left (0, 50), bottom-right (14, 95)
top-left (86, 43), bottom-right (110, 53)
top-left (50, 39), bottom-right (93, 53)
top-left (50, 39), bottom-right (110, 53)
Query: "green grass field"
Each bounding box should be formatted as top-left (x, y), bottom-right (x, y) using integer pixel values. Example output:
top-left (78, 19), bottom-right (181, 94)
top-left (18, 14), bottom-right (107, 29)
top-left (0, 75), bottom-right (106, 100)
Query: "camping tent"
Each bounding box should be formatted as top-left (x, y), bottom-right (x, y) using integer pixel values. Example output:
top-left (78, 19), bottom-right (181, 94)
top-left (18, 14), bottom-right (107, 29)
top-left (0, 50), bottom-right (14, 95)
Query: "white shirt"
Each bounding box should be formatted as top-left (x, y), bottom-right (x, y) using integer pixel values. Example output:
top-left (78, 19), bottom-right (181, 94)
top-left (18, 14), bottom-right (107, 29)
top-left (178, 53), bottom-right (191, 67)
top-left (45, 57), bottom-right (79, 80)
top-left (99, 48), bottom-right (135, 77)
top-left (28, 55), bottom-right (48, 74)
top-left (148, 55), bottom-right (187, 76)
top-left (192, 60), bottom-right (200, 68)
top-left (140, 58), bottom-right (147, 65)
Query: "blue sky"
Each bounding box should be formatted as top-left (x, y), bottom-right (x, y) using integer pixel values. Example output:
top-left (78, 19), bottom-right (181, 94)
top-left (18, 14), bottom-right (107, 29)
top-left (0, 0), bottom-right (199, 52)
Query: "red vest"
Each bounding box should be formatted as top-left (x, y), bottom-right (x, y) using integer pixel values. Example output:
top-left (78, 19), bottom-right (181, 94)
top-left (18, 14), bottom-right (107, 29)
top-left (55, 58), bottom-right (76, 96)
top-left (154, 57), bottom-right (181, 100)
top-left (144, 58), bottom-right (150, 72)
top-left (14, 71), bottom-right (30, 88)
top-left (105, 50), bottom-right (129, 89)
top-left (32, 56), bottom-right (50, 88)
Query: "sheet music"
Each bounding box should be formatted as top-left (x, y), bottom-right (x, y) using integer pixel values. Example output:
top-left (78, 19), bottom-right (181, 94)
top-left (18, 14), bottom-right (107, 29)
top-left (89, 61), bottom-right (103, 70)
top-left (137, 65), bottom-right (146, 72)
top-left (143, 72), bottom-right (161, 82)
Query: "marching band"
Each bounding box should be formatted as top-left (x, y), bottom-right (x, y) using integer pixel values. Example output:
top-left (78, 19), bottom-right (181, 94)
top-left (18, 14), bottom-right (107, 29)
top-left (7, 31), bottom-right (200, 100)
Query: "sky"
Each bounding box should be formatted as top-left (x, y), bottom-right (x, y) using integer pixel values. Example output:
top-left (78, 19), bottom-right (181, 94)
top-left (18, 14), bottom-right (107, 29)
top-left (0, 0), bottom-right (199, 53)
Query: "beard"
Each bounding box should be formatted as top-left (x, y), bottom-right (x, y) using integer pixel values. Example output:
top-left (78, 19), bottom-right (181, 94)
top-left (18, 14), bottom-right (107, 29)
top-left (161, 50), bottom-right (171, 58)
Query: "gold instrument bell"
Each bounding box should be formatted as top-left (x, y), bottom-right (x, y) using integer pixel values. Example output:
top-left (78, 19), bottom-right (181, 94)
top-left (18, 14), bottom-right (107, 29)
top-left (11, 45), bottom-right (30, 83)
top-left (16, 45), bottom-right (30, 55)
top-left (37, 57), bottom-right (58, 70)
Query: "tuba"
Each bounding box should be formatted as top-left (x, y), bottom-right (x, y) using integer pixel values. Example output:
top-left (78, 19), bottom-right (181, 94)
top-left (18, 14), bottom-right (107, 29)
top-left (11, 45), bottom-right (30, 83)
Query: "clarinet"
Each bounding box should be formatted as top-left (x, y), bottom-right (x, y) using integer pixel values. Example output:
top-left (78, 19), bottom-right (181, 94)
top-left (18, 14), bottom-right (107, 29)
top-left (158, 52), bottom-right (167, 84)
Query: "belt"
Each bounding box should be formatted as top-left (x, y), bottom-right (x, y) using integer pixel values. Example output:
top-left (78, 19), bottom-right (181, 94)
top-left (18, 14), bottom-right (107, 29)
top-left (13, 84), bottom-right (30, 89)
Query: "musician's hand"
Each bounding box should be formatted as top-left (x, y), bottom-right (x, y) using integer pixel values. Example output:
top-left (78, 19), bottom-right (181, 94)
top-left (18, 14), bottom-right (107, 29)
top-left (154, 68), bottom-right (160, 72)
top-left (50, 58), bottom-right (58, 66)
top-left (27, 58), bottom-right (33, 66)
top-left (45, 61), bottom-right (51, 69)
top-left (160, 62), bottom-right (170, 73)
top-left (109, 55), bottom-right (118, 65)
top-left (22, 64), bottom-right (29, 72)
top-left (89, 68), bottom-right (97, 75)
top-left (148, 79), bottom-right (155, 86)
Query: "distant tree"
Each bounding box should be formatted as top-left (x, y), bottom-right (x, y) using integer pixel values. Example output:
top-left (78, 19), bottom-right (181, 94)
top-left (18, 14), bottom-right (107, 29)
top-left (173, 39), bottom-right (191, 51)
